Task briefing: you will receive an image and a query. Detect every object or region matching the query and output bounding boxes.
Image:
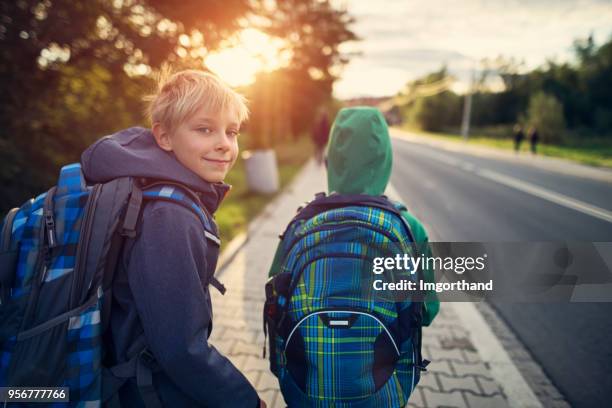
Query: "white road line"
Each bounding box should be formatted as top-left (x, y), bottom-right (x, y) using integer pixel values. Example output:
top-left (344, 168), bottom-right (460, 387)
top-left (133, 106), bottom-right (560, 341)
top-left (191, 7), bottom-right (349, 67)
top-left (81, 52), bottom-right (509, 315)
top-left (387, 182), bottom-right (544, 408)
top-left (399, 143), bottom-right (612, 224)
top-left (476, 168), bottom-right (612, 224)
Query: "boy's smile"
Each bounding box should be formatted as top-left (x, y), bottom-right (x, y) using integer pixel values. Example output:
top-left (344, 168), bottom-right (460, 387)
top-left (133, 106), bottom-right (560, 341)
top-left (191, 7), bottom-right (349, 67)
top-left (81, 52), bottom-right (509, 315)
top-left (153, 105), bottom-right (240, 183)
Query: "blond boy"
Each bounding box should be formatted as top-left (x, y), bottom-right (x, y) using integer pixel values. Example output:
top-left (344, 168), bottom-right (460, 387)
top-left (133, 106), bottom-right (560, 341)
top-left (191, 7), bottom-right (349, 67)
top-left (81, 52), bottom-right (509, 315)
top-left (81, 70), bottom-right (264, 407)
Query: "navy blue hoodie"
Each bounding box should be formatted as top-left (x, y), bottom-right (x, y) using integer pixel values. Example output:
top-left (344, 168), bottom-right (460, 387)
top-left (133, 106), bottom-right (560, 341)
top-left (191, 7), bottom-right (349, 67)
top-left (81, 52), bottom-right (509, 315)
top-left (81, 127), bottom-right (259, 407)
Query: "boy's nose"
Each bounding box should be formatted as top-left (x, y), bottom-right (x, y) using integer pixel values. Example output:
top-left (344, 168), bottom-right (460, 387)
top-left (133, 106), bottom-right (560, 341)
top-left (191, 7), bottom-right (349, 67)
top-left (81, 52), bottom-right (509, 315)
top-left (215, 133), bottom-right (232, 151)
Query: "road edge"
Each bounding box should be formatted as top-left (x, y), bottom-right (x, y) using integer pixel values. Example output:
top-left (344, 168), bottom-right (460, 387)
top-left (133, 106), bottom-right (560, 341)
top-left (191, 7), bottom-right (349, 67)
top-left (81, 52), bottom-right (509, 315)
top-left (391, 127), bottom-right (612, 184)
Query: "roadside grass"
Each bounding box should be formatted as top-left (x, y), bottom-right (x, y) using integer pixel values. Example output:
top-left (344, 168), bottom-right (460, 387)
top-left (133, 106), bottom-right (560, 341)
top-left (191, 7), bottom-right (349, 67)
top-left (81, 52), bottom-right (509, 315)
top-left (215, 135), bottom-right (314, 244)
top-left (399, 125), bottom-right (612, 168)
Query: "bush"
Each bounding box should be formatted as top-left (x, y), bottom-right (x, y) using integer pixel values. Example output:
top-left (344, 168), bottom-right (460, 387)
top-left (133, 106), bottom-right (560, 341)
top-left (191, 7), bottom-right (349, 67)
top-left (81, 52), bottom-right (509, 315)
top-left (527, 92), bottom-right (566, 143)
top-left (408, 91), bottom-right (462, 132)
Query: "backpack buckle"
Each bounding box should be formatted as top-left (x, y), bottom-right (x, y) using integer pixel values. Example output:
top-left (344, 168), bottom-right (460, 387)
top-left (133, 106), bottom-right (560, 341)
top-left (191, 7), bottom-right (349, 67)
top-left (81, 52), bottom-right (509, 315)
top-left (209, 276), bottom-right (226, 295)
top-left (138, 348), bottom-right (156, 368)
top-left (120, 184), bottom-right (143, 237)
top-left (44, 210), bottom-right (57, 248)
top-left (417, 359), bottom-right (430, 372)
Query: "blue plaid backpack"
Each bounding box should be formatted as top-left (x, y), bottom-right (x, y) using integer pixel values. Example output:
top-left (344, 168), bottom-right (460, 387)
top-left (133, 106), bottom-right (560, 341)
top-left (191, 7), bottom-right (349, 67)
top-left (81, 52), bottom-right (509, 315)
top-left (0, 163), bottom-right (223, 407)
top-left (264, 193), bottom-right (429, 407)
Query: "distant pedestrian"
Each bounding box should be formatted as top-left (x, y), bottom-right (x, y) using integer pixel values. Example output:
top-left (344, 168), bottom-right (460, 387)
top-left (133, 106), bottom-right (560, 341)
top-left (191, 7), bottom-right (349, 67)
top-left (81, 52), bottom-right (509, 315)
top-left (312, 110), bottom-right (330, 165)
top-left (528, 126), bottom-right (539, 154)
top-left (513, 124), bottom-right (524, 153)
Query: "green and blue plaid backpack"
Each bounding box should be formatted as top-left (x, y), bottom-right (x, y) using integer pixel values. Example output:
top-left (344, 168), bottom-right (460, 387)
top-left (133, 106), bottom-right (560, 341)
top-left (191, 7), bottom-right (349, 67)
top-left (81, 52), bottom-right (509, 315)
top-left (264, 193), bottom-right (429, 408)
top-left (0, 163), bottom-right (223, 407)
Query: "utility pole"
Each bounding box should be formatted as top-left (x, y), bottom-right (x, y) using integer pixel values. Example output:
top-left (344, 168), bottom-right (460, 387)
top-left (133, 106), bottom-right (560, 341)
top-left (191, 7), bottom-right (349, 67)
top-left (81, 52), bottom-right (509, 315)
top-left (461, 68), bottom-right (475, 141)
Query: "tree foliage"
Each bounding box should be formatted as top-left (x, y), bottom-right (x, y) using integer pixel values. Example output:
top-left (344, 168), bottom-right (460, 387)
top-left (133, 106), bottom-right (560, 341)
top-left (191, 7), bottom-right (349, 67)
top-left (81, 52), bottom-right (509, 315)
top-left (408, 92), bottom-right (462, 132)
top-left (0, 0), bottom-right (252, 212)
top-left (399, 35), bottom-right (612, 141)
top-left (0, 0), bottom-right (357, 212)
top-left (527, 91), bottom-right (566, 143)
top-left (400, 67), bottom-right (462, 131)
top-left (255, 0), bottom-right (357, 139)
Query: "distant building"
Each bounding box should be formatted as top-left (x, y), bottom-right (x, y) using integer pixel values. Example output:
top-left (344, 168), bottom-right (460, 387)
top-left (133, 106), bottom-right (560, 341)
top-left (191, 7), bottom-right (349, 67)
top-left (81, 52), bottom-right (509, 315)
top-left (342, 96), bottom-right (402, 126)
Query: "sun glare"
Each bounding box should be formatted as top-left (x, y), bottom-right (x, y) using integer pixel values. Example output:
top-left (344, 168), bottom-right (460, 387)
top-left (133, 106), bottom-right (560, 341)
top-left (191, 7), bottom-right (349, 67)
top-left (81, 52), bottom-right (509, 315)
top-left (205, 28), bottom-right (291, 87)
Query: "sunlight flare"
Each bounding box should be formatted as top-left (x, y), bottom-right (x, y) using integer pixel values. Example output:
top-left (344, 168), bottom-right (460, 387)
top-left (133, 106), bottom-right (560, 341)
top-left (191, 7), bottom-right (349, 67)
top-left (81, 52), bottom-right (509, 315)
top-left (205, 28), bottom-right (291, 87)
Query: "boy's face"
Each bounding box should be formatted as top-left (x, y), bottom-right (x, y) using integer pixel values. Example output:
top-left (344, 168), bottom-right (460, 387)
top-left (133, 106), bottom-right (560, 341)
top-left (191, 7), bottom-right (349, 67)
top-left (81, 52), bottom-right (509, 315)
top-left (154, 105), bottom-right (240, 183)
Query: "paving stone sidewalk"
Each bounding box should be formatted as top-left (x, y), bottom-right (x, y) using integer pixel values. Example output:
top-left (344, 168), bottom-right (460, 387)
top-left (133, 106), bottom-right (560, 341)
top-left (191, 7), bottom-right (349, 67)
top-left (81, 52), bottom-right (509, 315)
top-left (209, 160), bottom-right (514, 408)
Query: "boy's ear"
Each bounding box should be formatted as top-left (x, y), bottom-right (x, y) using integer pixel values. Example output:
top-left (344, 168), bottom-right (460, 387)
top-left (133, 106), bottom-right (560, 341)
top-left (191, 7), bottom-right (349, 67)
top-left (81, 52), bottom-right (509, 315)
top-left (152, 122), bottom-right (173, 152)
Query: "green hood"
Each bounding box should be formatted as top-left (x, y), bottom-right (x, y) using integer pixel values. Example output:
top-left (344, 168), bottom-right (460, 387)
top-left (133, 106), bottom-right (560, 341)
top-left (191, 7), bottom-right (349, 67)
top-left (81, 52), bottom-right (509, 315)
top-left (327, 107), bottom-right (392, 195)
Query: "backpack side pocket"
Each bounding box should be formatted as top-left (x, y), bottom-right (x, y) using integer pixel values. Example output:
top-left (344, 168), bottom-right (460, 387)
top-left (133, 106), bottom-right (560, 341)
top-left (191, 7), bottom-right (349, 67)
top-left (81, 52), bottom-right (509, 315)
top-left (264, 273), bottom-right (292, 376)
top-left (0, 250), bottom-right (18, 306)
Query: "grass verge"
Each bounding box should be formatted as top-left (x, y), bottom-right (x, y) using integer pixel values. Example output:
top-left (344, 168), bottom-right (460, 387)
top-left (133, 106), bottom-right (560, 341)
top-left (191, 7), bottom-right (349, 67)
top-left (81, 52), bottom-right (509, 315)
top-left (215, 136), bottom-right (314, 244)
top-left (399, 126), bottom-right (612, 168)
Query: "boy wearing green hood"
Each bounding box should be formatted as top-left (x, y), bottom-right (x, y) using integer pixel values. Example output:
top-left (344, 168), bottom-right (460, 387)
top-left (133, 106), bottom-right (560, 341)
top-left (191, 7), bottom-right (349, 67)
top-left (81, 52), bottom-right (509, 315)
top-left (269, 106), bottom-right (439, 324)
top-left (269, 107), bottom-right (440, 407)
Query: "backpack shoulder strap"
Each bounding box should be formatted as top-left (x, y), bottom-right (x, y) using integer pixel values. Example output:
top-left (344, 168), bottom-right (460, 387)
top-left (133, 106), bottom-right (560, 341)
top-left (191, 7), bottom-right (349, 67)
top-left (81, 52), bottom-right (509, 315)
top-left (385, 199), bottom-right (417, 242)
top-left (278, 192), bottom-right (326, 240)
top-left (388, 198), bottom-right (407, 213)
top-left (141, 181), bottom-right (220, 246)
top-left (140, 181), bottom-right (225, 294)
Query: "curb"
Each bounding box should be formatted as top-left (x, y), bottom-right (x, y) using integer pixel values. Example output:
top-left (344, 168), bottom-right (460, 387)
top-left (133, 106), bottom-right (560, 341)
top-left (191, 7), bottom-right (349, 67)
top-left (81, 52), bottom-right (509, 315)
top-left (454, 302), bottom-right (543, 408)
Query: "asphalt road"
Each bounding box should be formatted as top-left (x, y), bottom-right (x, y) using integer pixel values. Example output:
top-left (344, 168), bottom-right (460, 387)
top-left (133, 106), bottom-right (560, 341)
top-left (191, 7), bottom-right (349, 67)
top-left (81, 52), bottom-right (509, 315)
top-left (389, 134), bottom-right (612, 408)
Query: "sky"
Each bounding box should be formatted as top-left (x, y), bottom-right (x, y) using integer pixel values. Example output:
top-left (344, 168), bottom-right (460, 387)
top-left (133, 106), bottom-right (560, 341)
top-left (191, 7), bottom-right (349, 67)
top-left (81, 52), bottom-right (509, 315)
top-left (332, 0), bottom-right (612, 99)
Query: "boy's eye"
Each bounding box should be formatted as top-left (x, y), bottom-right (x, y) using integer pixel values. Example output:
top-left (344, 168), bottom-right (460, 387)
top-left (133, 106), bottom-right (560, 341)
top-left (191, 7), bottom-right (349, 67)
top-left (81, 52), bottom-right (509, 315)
top-left (198, 127), bottom-right (213, 134)
top-left (227, 130), bottom-right (240, 138)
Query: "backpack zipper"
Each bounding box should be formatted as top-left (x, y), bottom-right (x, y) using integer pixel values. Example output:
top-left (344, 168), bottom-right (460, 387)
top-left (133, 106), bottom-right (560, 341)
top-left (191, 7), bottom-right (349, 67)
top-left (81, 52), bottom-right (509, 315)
top-left (20, 188), bottom-right (57, 331)
top-left (284, 308), bottom-right (400, 356)
top-left (411, 346), bottom-right (416, 393)
top-left (70, 184), bottom-right (102, 308)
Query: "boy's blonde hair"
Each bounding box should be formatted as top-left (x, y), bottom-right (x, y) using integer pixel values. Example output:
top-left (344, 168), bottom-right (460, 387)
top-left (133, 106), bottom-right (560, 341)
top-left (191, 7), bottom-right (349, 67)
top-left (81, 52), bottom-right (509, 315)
top-left (144, 68), bottom-right (249, 132)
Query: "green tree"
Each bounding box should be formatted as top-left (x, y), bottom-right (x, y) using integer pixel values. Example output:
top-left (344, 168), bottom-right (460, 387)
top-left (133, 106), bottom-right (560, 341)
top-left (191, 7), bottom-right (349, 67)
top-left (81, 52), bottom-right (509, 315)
top-left (408, 92), bottom-right (462, 132)
top-left (527, 92), bottom-right (566, 143)
top-left (397, 35), bottom-right (612, 140)
top-left (576, 36), bottom-right (612, 132)
top-left (400, 67), bottom-right (462, 131)
top-left (1, 0), bottom-right (252, 129)
top-left (0, 0), bottom-right (251, 212)
top-left (257, 0), bottom-right (357, 139)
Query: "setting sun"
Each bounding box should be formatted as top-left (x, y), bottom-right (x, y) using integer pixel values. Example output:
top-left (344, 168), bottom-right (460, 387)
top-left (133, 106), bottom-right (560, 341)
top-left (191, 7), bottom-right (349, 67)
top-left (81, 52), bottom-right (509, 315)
top-left (205, 28), bottom-right (291, 87)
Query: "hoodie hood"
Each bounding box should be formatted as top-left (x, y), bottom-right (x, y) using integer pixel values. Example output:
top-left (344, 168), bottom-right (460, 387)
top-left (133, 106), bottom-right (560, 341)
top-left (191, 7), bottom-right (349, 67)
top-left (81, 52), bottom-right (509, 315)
top-left (326, 107), bottom-right (392, 196)
top-left (81, 126), bottom-right (230, 213)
